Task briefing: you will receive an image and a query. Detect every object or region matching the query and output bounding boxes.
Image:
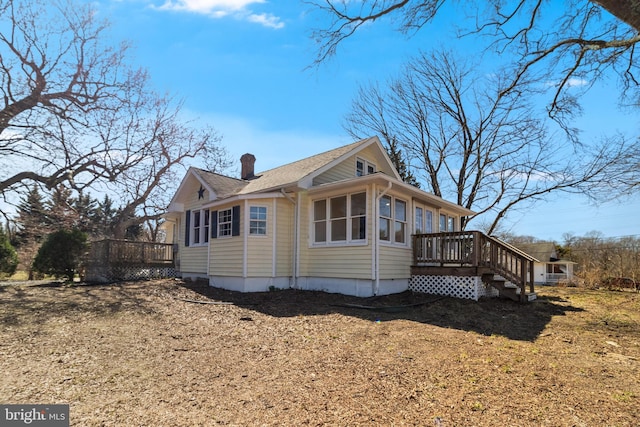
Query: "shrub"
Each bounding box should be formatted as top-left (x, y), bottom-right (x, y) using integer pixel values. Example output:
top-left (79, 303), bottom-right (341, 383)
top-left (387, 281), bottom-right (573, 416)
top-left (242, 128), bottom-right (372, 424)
top-left (32, 229), bottom-right (87, 282)
top-left (0, 229), bottom-right (18, 277)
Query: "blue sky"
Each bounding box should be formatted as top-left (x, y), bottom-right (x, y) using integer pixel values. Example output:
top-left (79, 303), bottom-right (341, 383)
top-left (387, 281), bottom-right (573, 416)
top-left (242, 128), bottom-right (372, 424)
top-left (98, 0), bottom-right (639, 241)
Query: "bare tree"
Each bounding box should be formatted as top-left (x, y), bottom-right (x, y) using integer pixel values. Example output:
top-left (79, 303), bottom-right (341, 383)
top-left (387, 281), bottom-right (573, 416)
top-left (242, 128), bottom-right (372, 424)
top-left (309, 1), bottom-right (640, 127)
top-left (0, 0), bottom-right (135, 193)
top-left (344, 50), bottom-right (636, 233)
top-left (0, 0), bottom-right (228, 239)
top-left (106, 97), bottom-right (229, 240)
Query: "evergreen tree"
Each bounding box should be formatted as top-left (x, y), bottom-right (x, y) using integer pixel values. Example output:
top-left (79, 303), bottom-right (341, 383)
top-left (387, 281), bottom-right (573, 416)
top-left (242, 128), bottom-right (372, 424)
top-left (14, 185), bottom-right (50, 278)
top-left (15, 184), bottom-right (49, 246)
top-left (32, 228), bottom-right (87, 282)
top-left (94, 195), bottom-right (118, 238)
top-left (74, 192), bottom-right (98, 234)
top-left (387, 137), bottom-right (420, 188)
top-left (0, 227), bottom-right (18, 277)
top-left (48, 186), bottom-right (75, 230)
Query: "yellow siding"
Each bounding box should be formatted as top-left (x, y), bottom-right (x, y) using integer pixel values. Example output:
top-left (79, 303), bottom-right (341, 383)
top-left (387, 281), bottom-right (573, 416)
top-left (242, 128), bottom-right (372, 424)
top-left (181, 246), bottom-right (208, 274)
top-left (247, 237), bottom-right (272, 276)
top-left (178, 178), bottom-right (212, 274)
top-left (313, 156), bottom-right (355, 185)
top-left (357, 144), bottom-right (398, 176)
top-left (378, 245), bottom-right (412, 279)
top-left (378, 187), bottom-right (413, 279)
top-left (276, 199), bottom-right (293, 277)
top-left (210, 237), bottom-right (243, 276)
top-left (305, 245), bottom-right (372, 278)
top-left (298, 191), bottom-right (311, 274)
top-left (246, 199), bottom-right (274, 277)
top-left (209, 203), bottom-right (243, 276)
top-left (298, 189), bottom-right (375, 280)
top-left (313, 145), bottom-right (397, 186)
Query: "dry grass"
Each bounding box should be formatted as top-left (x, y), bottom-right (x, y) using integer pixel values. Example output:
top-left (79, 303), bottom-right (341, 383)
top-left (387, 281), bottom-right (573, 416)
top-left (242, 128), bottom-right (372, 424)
top-left (0, 279), bottom-right (638, 426)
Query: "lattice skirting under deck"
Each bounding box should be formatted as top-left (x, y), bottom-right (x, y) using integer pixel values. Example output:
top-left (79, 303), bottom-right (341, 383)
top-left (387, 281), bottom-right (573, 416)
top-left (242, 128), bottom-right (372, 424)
top-left (85, 264), bottom-right (176, 283)
top-left (409, 275), bottom-right (499, 301)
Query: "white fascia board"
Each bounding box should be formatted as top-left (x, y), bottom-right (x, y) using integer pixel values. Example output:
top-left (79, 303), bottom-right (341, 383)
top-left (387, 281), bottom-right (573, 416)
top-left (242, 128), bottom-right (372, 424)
top-left (370, 137), bottom-right (402, 181)
top-left (166, 202), bottom-right (185, 213)
top-left (169, 167), bottom-right (218, 206)
top-left (298, 176), bottom-right (314, 189)
top-left (308, 173), bottom-right (475, 217)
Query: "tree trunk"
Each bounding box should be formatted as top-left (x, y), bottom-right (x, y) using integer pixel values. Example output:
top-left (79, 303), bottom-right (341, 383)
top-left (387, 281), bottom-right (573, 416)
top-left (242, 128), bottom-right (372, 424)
top-left (594, 1), bottom-right (640, 32)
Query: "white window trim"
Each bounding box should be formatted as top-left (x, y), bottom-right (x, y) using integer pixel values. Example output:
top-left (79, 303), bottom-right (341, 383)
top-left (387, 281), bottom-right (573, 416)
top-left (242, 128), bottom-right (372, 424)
top-left (414, 206), bottom-right (434, 234)
top-left (356, 157), bottom-right (377, 177)
top-left (311, 191), bottom-right (368, 247)
top-left (439, 213), bottom-right (457, 232)
top-left (190, 208), bottom-right (210, 246)
top-left (249, 205), bottom-right (268, 236)
top-left (379, 195), bottom-right (408, 246)
top-left (218, 207), bottom-right (233, 238)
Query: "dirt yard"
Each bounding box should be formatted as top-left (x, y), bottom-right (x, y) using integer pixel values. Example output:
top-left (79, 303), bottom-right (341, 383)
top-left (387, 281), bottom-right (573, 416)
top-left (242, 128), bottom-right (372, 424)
top-left (0, 279), bottom-right (638, 426)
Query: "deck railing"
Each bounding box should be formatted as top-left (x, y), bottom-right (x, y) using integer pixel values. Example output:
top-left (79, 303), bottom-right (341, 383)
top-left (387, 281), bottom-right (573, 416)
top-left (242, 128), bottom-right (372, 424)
top-left (87, 239), bottom-right (175, 266)
top-left (412, 231), bottom-right (535, 296)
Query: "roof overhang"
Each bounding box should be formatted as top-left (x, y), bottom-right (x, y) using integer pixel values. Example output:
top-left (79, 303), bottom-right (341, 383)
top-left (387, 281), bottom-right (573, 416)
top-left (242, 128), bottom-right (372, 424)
top-left (308, 173), bottom-right (475, 217)
top-left (201, 192), bottom-right (286, 210)
top-left (167, 167), bottom-right (218, 208)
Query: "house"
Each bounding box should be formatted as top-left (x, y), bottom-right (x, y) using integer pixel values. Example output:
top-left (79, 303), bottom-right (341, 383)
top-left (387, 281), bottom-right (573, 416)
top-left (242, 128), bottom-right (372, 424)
top-left (512, 242), bottom-right (576, 285)
top-left (163, 136), bottom-right (475, 297)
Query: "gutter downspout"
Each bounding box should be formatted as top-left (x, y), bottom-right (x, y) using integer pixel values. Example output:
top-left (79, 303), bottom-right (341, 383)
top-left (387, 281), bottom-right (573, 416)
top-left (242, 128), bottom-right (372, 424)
top-left (243, 199), bottom-right (248, 279)
top-left (281, 189), bottom-right (298, 289)
top-left (374, 182), bottom-right (393, 296)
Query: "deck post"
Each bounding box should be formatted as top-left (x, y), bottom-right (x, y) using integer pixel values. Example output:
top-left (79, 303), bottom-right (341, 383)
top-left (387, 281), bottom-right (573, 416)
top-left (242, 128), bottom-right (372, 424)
top-left (529, 260), bottom-right (535, 294)
top-left (472, 231), bottom-right (480, 266)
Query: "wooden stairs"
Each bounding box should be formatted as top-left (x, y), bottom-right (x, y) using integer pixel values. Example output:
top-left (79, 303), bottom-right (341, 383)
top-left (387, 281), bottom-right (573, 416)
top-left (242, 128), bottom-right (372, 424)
top-left (482, 273), bottom-right (537, 302)
top-left (412, 231), bottom-right (538, 303)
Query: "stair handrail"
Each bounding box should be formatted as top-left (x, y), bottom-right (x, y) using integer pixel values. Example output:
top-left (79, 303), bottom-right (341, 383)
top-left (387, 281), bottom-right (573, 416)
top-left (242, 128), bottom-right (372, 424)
top-left (477, 232), bottom-right (536, 301)
top-left (487, 237), bottom-right (540, 262)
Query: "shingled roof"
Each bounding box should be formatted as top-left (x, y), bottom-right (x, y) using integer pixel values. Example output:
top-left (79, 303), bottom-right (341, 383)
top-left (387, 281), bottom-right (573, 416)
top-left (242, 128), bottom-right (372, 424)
top-left (191, 168), bottom-right (246, 200)
top-left (190, 137), bottom-right (375, 199)
top-left (513, 242), bottom-right (558, 263)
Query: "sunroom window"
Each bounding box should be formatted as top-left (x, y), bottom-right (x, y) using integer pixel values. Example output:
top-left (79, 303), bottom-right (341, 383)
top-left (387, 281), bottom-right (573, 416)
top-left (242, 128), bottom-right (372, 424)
top-left (379, 195), bottom-right (407, 244)
top-left (313, 192), bottom-right (367, 244)
top-left (439, 213), bottom-right (456, 232)
top-left (415, 207), bottom-right (434, 234)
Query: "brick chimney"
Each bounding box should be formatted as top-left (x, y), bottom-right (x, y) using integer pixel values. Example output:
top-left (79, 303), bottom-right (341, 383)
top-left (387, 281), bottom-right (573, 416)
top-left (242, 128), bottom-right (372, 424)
top-left (240, 153), bottom-right (256, 180)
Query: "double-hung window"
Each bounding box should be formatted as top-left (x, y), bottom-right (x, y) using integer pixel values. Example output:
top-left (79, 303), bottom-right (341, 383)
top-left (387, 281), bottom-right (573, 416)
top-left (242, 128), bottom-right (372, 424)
top-left (356, 158), bottom-right (376, 177)
top-left (313, 192), bottom-right (367, 244)
top-left (379, 195), bottom-right (407, 244)
top-left (218, 208), bottom-right (232, 237)
top-left (203, 209), bottom-right (209, 243)
top-left (189, 209), bottom-right (210, 246)
top-left (249, 206), bottom-right (267, 235)
top-left (330, 196), bottom-right (347, 241)
top-left (439, 213), bottom-right (456, 232)
top-left (193, 210), bottom-right (202, 244)
top-left (415, 207), bottom-right (433, 234)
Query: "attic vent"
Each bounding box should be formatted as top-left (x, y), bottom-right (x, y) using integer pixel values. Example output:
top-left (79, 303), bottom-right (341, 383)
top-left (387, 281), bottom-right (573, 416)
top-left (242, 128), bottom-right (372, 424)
top-left (241, 153), bottom-right (256, 180)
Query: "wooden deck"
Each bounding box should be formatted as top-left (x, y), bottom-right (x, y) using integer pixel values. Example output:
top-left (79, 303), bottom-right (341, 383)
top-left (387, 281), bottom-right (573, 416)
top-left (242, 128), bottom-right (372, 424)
top-left (412, 231), bottom-right (536, 302)
top-left (88, 239), bottom-right (175, 266)
top-left (85, 239), bottom-right (175, 282)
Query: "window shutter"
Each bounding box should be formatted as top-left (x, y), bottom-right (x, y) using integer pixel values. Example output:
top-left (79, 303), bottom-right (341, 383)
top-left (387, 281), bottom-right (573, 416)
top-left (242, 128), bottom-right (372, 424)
top-left (232, 205), bottom-right (240, 236)
top-left (211, 210), bottom-right (218, 239)
top-left (184, 210), bottom-right (191, 247)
